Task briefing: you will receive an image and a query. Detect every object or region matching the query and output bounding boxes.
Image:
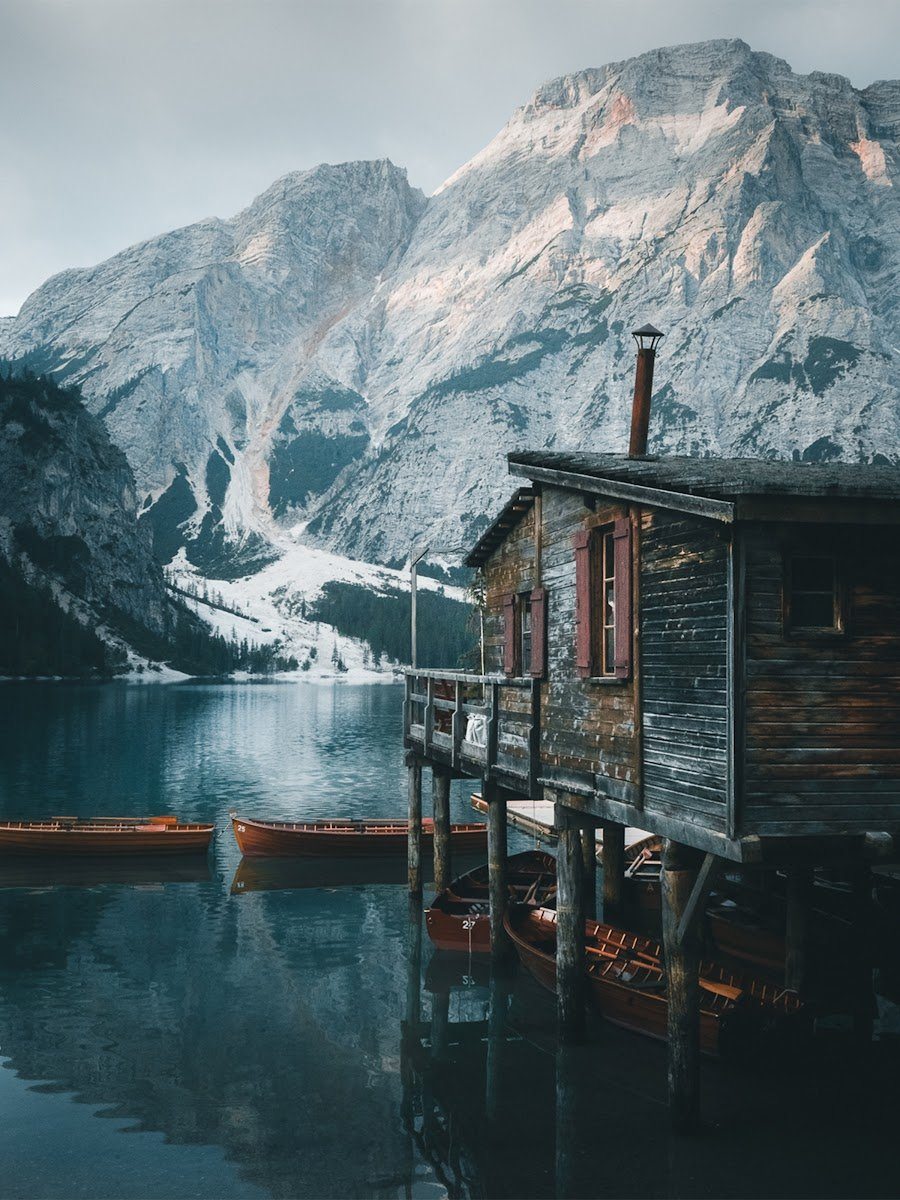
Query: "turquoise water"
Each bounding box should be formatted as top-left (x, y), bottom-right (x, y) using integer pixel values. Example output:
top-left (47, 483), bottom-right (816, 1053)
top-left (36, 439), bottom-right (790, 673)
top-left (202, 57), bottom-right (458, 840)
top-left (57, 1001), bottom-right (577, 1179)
top-left (0, 682), bottom-right (897, 1199)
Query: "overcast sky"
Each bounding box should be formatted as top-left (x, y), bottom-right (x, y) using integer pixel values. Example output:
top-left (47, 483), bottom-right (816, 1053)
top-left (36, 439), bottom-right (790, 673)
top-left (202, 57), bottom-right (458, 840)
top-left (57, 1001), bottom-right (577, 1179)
top-left (1, 0), bottom-right (898, 316)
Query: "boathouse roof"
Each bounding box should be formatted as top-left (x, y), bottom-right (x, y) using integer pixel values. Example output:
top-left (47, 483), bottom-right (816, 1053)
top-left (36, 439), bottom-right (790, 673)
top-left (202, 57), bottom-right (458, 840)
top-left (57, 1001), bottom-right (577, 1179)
top-left (465, 452), bottom-right (900, 567)
top-left (463, 487), bottom-right (535, 567)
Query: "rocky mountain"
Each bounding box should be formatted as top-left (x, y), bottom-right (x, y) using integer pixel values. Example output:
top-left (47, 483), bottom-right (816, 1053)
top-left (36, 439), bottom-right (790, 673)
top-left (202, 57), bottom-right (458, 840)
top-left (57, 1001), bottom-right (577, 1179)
top-left (3, 39), bottom-right (899, 571)
top-left (0, 369), bottom-right (300, 676)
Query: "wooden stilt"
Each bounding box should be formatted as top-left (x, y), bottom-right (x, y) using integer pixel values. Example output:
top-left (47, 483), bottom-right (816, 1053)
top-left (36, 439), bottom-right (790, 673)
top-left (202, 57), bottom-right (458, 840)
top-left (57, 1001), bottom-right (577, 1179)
top-left (554, 1044), bottom-right (580, 1200)
top-left (430, 987), bottom-right (450, 1059)
top-left (485, 970), bottom-right (510, 1122)
top-left (432, 767), bottom-right (452, 895)
top-left (407, 756), bottom-right (422, 895)
top-left (555, 804), bottom-right (585, 1042)
top-left (581, 826), bottom-right (597, 921)
top-left (404, 892), bottom-right (422, 1034)
top-left (661, 838), bottom-right (703, 1134)
top-left (601, 819), bottom-right (625, 918)
top-left (486, 778), bottom-right (512, 961)
top-left (785, 866), bottom-right (813, 994)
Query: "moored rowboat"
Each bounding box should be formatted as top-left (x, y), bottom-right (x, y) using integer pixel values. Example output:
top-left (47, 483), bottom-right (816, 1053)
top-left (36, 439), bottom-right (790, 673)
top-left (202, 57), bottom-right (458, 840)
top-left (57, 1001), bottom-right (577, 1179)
top-left (426, 850), bottom-right (556, 954)
top-left (230, 814), bottom-right (488, 858)
top-left (505, 905), bottom-right (805, 1057)
top-left (0, 816), bottom-right (214, 856)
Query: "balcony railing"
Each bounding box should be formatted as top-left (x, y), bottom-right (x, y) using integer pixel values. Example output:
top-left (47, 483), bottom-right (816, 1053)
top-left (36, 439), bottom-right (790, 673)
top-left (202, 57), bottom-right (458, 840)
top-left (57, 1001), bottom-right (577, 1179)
top-left (403, 669), bottom-right (541, 798)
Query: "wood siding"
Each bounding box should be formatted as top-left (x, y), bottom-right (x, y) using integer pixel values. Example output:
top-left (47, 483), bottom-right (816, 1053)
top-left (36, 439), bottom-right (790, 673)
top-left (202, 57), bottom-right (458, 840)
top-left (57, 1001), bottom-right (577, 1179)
top-left (742, 523), bottom-right (900, 835)
top-left (537, 488), bottom-right (637, 796)
top-left (640, 510), bottom-right (730, 835)
top-left (483, 505), bottom-right (535, 675)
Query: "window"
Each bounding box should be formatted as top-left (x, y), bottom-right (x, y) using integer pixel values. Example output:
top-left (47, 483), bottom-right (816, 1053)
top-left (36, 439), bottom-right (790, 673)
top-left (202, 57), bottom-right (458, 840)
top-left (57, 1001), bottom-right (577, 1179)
top-left (785, 554), bottom-right (843, 633)
top-left (574, 518), bottom-right (632, 680)
top-left (502, 588), bottom-right (545, 677)
top-left (519, 593), bottom-right (532, 675)
top-left (595, 530), bottom-right (616, 676)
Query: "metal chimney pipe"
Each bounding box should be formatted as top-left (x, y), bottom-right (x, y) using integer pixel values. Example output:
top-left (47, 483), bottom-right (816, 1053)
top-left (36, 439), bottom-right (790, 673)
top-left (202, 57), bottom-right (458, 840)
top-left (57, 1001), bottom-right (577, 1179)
top-left (628, 324), bottom-right (664, 458)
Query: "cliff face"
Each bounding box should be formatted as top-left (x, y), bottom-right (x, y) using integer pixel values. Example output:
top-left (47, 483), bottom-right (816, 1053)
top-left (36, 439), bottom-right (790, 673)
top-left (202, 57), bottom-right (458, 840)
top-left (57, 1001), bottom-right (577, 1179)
top-left (3, 40), bottom-right (900, 569)
top-left (0, 370), bottom-right (174, 672)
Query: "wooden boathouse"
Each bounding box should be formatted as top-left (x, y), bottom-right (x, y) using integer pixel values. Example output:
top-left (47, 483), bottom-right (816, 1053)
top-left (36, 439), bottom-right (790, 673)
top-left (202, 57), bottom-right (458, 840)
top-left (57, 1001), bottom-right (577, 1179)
top-left (404, 326), bottom-right (900, 1128)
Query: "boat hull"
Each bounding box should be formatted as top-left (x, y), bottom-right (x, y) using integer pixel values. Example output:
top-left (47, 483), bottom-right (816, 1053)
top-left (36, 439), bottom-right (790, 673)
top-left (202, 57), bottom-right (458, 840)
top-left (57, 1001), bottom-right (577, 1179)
top-left (505, 906), bottom-right (802, 1058)
top-left (425, 850), bottom-right (555, 954)
top-left (0, 822), bottom-right (214, 857)
top-left (231, 815), bottom-right (488, 858)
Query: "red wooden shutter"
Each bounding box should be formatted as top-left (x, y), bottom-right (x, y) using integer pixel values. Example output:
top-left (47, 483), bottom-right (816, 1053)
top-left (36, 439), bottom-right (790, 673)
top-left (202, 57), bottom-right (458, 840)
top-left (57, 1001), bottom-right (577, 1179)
top-left (502, 593), bottom-right (516, 674)
top-left (530, 586), bottom-right (546, 678)
top-left (573, 530), bottom-right (592, 678)
top-left (613, 517), bottom-right (633, 679)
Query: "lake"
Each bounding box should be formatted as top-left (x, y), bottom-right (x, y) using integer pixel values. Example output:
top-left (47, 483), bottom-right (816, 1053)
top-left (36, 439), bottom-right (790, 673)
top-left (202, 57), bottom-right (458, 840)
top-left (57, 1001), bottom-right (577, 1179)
top-left (0, 682), bottom-right (897, 1199)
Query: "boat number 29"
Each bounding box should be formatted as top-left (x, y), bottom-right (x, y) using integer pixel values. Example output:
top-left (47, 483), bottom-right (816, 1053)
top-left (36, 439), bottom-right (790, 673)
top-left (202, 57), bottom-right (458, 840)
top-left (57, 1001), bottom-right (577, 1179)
top-left (237, 824), bottom-right (245, 832)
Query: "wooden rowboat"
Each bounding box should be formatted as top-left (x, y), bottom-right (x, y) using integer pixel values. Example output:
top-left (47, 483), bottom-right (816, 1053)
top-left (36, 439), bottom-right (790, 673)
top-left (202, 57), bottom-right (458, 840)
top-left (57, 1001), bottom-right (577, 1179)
top-left (425, 850), bottom-right (556, 954)
top-left (0, 816), bottom-right (214, 856)
top-left (230, 813), bottom-right (488, 858)
top-left (504, 905), bottom-right (805, 1057)
top-left (622, 835), bottom-right (663, 912)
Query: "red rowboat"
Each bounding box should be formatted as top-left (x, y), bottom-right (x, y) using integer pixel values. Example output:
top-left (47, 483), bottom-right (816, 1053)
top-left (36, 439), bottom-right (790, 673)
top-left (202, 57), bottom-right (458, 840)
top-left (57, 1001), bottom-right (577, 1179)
top-left (505, 905), bottom-right (804, 1057)
top-left (230, 813), bottom-right (488, 858)
top-left (426, 850), bottom-right (556, 954)
top-left (0, 816), bottom-right (214, 856)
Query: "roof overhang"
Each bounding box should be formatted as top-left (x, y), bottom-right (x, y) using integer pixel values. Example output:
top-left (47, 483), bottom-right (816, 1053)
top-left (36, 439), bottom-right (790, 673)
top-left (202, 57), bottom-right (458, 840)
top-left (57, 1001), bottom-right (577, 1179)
top-left (508, 460), bottom-right (735, 524)
top-left (464, 487), bottom-right (536, 568)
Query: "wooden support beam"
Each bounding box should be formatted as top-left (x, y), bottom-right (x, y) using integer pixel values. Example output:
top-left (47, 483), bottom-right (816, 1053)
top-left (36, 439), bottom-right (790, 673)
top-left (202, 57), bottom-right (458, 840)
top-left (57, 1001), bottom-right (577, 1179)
top-left (407, 758), bottom-right (423, 896)
top-left (581, 827), bottom-right (597, 921)
top-left (600, 820), bottom-right (625, 918)
top-left (486, 778), bottom-right (513, 962)
top-left (432, 767), bottom-right (452, 895)
top-left (785, 866), bottom-right (812, 994)
top-left (555, 1044), bottom-right (580, 1200)
top-left (661, 839), bottom-right (704, 1133)
top-left (485, 970), bottom-right (510, 1122)
top-left (556, 804), bottom-right (586, 1042)
top-left (674, 852), bottom-right (719, 949)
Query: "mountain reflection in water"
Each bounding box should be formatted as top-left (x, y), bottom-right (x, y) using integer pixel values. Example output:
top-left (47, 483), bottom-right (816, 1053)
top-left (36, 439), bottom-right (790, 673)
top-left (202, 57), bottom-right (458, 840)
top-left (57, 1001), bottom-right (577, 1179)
top-left (0, 683), bottom-right (897, 1199)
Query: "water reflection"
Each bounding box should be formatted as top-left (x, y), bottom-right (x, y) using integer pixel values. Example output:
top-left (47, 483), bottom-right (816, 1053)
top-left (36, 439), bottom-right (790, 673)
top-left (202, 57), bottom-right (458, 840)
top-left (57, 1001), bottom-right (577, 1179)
top-left (0, 684), bottom-right (897, 1198)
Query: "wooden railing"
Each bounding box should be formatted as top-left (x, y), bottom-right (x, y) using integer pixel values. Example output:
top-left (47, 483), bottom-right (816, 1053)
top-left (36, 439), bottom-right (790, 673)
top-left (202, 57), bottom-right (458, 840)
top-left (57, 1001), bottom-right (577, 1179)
top-left (403, 670), bottom-right (541, 798)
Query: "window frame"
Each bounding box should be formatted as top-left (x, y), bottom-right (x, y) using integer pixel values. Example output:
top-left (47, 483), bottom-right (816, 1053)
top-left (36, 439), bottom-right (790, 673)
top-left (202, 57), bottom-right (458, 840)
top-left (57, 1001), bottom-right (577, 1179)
top-left (591, 526), bottom-right (618, 678)
top-left (517, 590), bottom-right (532, 676)
top-left (783, 551), bottom-right (847, 638)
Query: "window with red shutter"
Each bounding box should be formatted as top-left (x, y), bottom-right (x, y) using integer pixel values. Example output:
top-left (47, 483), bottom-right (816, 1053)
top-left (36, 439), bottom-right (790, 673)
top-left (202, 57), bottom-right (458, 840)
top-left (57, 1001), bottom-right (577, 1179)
top-left (530, 586), bottom-right (546, 678)
top-left (612, 517), bottom-right (633, 679)
top-left (573, 531), bottom-right (593, 677)
top-left (502, 593), bottom-right (516, 674)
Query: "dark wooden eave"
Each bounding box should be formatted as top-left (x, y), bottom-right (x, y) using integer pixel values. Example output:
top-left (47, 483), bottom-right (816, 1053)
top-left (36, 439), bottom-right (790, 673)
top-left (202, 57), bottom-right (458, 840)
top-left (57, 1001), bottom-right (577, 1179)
top-left (508, 451), bottom-right (900, 523)
top-left (464, 488), bottom-right (536, 567)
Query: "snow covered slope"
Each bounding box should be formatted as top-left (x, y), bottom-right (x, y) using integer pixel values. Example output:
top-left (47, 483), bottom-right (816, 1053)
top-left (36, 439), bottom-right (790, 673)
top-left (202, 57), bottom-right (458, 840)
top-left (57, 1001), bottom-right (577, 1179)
top-left (3, 39), bottom-right (900, 572)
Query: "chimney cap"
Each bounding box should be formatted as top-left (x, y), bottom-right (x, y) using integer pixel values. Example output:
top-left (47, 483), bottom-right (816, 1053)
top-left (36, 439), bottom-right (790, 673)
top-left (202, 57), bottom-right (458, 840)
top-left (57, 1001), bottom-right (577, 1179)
top-left (631, 323), bottom-right (664, 351)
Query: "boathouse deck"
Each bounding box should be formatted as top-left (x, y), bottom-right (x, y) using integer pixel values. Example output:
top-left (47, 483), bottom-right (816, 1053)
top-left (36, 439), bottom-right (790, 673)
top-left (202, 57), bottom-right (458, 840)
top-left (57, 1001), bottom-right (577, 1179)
top-left (404, 670), bottom-right (541, 799)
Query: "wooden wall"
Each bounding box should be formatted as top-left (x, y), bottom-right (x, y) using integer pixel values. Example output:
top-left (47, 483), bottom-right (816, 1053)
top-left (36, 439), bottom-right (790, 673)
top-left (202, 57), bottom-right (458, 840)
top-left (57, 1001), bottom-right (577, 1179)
top-left (742, 523), bottom-right (900, 836)
top-left (640, 510), bottom-right (730, 836)
top-left (538, 488), bottom-right (637, 798)
top-left (483, 504), bottom-right (535, 675)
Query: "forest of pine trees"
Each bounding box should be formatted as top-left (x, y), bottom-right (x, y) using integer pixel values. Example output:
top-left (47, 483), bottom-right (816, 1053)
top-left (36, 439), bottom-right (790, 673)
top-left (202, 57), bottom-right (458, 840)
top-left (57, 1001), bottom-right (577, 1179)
top-left (309, 581), bottom-right (475, 669)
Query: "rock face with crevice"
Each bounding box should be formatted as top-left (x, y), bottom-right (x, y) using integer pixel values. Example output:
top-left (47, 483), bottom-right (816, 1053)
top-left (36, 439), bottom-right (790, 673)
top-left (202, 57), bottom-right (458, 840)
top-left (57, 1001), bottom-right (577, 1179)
top-left (3, 40), bottom-right (899, 568)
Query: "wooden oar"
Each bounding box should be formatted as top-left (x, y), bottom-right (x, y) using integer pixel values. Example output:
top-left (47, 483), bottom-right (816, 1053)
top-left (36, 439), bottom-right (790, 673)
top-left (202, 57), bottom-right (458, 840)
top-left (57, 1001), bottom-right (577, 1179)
top-left (699, 977), bottom-right (744, 1002)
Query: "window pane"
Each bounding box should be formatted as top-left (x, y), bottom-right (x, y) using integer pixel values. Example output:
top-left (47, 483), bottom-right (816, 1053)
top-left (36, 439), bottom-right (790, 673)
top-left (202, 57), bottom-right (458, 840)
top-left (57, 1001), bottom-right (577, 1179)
top-left (791, 592), bottom-right (834, 629)
top-left (604, 625), bottom-right (615, 673)
top-left (792, 557), bottom-right (834, 592)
